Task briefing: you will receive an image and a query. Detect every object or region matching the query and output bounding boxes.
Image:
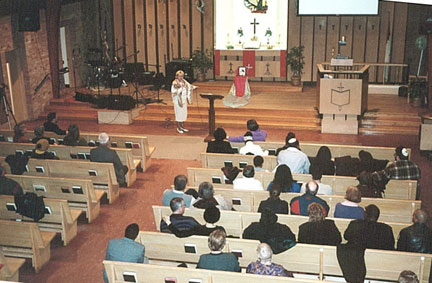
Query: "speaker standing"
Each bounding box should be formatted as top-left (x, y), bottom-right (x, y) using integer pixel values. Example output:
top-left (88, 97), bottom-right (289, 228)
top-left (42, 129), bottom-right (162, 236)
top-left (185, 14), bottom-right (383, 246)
top-left (171, 70), bottom-right (197, 133)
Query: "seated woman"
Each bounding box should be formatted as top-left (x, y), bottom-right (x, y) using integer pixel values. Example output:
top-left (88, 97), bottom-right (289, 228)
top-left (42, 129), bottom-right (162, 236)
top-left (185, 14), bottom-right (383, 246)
top-left (13, 122), bottom-right (30, 143)
top-left (246, 243), bottom-right (293, 277)
top-left (206, 128), bottom-right (235, 154)
top-left (356, 171), bottom-right (383, 198)
top-left (196, 229), bottom-right (240, 272)
top-left (30, 139), bottom-right (59, 160)
top-left (63, 124), bottom-right (87, 146)
top-left (258, 184), bottom-right (288, 215)
top-left (334, 186), bottom-right (364, 220)
top-left (228, 119), bottom-right (267, 142)
top-left (310, 146), bottom-right (335, 175)
top-left (298, 203), bottom-right (342, 246)
top-left (193, 182), bottom-right (232, 210)
top-left (267, 165), bottom-right (300, 193)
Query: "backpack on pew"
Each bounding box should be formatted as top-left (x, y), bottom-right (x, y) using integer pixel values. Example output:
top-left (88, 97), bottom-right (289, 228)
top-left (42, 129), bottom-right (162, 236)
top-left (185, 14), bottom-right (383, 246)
top-left (14, 192), bottom-right (46, 222)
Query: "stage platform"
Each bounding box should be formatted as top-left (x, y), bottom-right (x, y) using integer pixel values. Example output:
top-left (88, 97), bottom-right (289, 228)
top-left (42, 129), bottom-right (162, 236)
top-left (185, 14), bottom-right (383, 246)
top-left (45, 81), bottom-right (422, 135)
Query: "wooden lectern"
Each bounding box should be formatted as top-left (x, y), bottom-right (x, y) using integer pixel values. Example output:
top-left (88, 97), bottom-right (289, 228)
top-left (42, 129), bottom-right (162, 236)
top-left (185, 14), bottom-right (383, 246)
top-left (200, 93), bottom-right (224, 136)
top-left (317, 63), bottom-right (369, 134)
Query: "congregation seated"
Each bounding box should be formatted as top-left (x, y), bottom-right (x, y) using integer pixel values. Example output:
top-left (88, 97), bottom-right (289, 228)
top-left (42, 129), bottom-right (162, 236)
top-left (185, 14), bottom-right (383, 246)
top-left (398, 270), bottom-right (419, 283)
top-left (298, 203), bottom-right (341, 246)
top-left (31, 126), bottom-right (54, 144)
top-left (276, 136), bottom-right (310, 174)
top-left (228, 119), bottom-right (267, 142)
top-left (233, 165), bottom-right (264, 190)
top-left (160, 198), bottom-right (200, 233)
top-left (356, 171), bottom-right (383, 198)
top-left (300, 165), bottom-right (333, 195)
top-left (103, 223), bottom-right (145, 283)
top-left (44, 112), bottom-right (66, 135)
top-left (258, 184), bottom-right (288, 215)
top-left (30, 139), bottom-right (59, 160)
top-left (397, 209), bottom-right (432, 254)
top-left (253, 156), bottom-right (268, 172)
top-left (290, 181), bottom-right (329, 216)
top-left (162, 175), bottom-right (195, 207)
top-left (196, 229), bottom-right (241, 272)
top-left (206, 128), bottom-right (235, 154)
top-left (163, 206), bottom-right (226, 237)
top-left (0, 164), bottom-right (23, 196)
top-left (13, 122), bottom-right (30, 143)
top-left (239, 132), bottom-right (268, 156)
top-left (246, 243), bottom-right (293, 277)
top-left (193, 182), bottom-right (232, 210)
top-left (266, 164), bottom-right (300, 193)
top-left (63, 124), bottom-right (87, 146)
top-left (243, 208), bottom-right (296, 254)
top-left (344, 204), bottom-right (394, 250)
top-left (309, 146), bottom-right (335, 175)
top-left (90, 133), bottom-right (127, 187)
top-left (334, 186), bottom-right (364, 220)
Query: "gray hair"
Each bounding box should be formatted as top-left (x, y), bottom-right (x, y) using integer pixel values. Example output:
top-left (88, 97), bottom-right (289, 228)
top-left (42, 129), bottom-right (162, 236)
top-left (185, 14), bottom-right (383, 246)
top-left (398, 270), bottom-right (419, 283)
top-left (98, 132), bottom-right (109, 145)
top-left (198, 182), bottom-right (214, 199)
top-left (257, 243), bottom-right (272, 261)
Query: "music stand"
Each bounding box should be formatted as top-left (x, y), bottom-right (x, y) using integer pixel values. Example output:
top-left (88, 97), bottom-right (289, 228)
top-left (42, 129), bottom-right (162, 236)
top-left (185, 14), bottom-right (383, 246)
top-left (200, 93), bottom-right (224, 137)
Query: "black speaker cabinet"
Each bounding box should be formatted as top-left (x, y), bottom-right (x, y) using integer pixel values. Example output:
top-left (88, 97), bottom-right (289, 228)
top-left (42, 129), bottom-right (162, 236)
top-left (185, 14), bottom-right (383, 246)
top-left (164, 59), bottom-right (194, 90)
top-left (18, 0), bottom-right (41, 32)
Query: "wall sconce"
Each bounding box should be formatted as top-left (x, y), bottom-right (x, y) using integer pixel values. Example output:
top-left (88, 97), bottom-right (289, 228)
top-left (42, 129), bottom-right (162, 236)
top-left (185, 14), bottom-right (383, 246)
top-left (148, 24), bottom-right (153, 30)
top-left (137, 24), bottom-right (141, 30)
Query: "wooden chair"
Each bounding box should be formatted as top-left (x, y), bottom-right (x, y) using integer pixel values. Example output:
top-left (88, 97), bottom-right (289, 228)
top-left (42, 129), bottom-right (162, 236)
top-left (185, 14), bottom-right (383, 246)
top-left (0, 247), bottom-right (25, 281)
top-left (0, 157), bottom-right (118, 205)
top-left (187, 167), bottom-right (418, 200)
top-left (0, 219), bottom-right (56, 273)
top-left (0, 195), bottom-right (82, 246)
top-left (137, 231), bottom-right (432, 282)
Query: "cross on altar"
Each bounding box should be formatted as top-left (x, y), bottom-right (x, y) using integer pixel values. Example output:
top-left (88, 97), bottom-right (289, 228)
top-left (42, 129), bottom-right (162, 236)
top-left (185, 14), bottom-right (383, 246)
top-left (250, 18), bottom-right (259, 34)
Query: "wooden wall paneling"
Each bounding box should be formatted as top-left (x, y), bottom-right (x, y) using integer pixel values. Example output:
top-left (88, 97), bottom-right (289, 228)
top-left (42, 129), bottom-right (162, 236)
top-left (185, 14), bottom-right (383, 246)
top-left (191, 1), bottom-right (202, 52)
top-left (325, 17), bottom-right (340, 62)
top-left (123, 0), bottom-right (134, 63)
top-left (157, 0), bottom-right (167, 73)
top-left (364, 15), bottom-right (380, 83)
top-left (203, 0), bottom-right (214, 78)
top-left (287, 0), bottom-right (300, 79)
top-left (168, 0), bottom-right (179, 60)
top-left (352, 16), bottom-right (367, 63)
top-left (145, 0), bottom-right (157, 73)
top-left (312, 16), bottom-right (327, 81)
top-left (300, 16), bottom-right (314, 82)
top-left (340, 16), bottom-right (354, 59)
top-left (179, 0), bottom-right (190, 59)
top-left (390, 2), bottom-right (408, 82)
top-left (112, 0), bottom-right (124, 57)
top-left (376, 1), bottom-right (395, 83)
top-left (135, 0), bottom-right (145, 63)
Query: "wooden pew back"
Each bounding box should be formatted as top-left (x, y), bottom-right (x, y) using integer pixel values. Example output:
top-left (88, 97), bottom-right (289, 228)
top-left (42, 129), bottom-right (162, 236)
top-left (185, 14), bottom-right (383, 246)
top-left (200, 152), bottom-right (277, 171)
top-left (0, 247), bottom-right (25, 281)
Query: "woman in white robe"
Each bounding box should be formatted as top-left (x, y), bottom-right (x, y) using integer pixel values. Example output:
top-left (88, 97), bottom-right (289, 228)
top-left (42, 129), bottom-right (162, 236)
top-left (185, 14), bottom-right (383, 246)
top-left (171, 70), bottom-right (194, 133)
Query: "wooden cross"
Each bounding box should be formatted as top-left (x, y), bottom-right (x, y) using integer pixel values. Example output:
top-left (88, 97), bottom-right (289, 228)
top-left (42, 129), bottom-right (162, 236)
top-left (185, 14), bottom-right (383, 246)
top-left (250, 18), bottom-right (259, 34)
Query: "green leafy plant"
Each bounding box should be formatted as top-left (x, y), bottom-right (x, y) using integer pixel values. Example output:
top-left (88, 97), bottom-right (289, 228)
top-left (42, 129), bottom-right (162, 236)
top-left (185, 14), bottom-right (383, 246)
top-left (286, 46), bottom-right (305, 77)
top-left (191, 49), bottom-right (213, 74)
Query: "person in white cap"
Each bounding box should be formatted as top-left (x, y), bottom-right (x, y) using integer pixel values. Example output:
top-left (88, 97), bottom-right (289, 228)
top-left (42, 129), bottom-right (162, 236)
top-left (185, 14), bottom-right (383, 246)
top-left (90, 133), bottom-right (128, 187)
top-left (239, 132), bottom-right (268, 156)
top-left (276, 137), bottom-right (310, 174)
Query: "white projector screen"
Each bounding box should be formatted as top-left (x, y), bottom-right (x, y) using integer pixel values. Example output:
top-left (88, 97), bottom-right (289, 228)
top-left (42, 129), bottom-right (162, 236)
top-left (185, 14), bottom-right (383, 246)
top-left (298, 0), bottom-right (379, 15)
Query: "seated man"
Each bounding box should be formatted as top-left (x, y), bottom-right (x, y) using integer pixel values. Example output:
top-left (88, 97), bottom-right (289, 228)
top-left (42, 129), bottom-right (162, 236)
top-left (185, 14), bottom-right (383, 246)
top-left (277, 137), bottom-right (310, 174)
top-left (162, 175), bottom-right (194, 207)
top-left (290, 181), bottom-right (329, 216)
top-left (160, 197), bottom-right (200, 233)
top-left (398, 270), bottom-right (419, 283)
top-left (44, 112), bottom-right (66, 135)
top-left (90, 133), bottom-right (127, 187)
top-left (258, 184), bottom-right (288, 215)
top-left (228, 119), bottom-right (267, 142)
top-left (239, 132), bottom-right (268, 156)
top-left (0, 164), bottom-right (23, 195)
top-left (253, 155), bottom-right (268, 172)
top-left (300, 165), bottom-right (333, 195)
top-left (344, 204), bottom-right (394, 250)
top-left (103, 223), bottom-right (145, 283)
top-left (233, 165), bottom-right (264, 190)
top-left (397, 209), bottom-right (432, 253)
top-left (31, 126), bottom-right (54, 144)
top-left (246, 243), bottom-right (293, 277)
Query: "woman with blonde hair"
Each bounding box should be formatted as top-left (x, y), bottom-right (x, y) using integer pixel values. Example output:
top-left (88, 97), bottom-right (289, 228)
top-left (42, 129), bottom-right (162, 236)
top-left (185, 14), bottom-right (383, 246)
top-left (171, 70), bottom-right (196, 134)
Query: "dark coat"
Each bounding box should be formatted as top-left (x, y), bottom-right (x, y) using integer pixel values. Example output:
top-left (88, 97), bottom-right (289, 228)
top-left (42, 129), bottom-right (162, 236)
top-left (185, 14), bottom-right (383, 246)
top-left (30, 150), bottom-right (59, 160)
top-left (257, 198), bottom-right (289, 215)
top-left (298, 219), bottom-right (342, 246)
top-left (44, 121), bottom-right (66, 135)
top-left (344, 219), bottom-right (395, 250)
top-left (206, 140), bottom-right (236, 154)
top-left (243, 222), bottom-right (296, 254)
top-left (90, 145), bottom-right (126, 185)
top-left (0, 176), bottom-right (24, 196)
top-left (397, 223), bottom-right (432, 254)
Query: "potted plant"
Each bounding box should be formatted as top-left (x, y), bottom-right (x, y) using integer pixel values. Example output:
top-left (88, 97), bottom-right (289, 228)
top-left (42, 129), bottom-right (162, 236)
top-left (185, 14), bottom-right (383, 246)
top-left (409, 77), bottom-right (427, 107)
top-left (286, 45), bottom-right (305, 86)
top-left (191, 49), bottom-right (213, 82)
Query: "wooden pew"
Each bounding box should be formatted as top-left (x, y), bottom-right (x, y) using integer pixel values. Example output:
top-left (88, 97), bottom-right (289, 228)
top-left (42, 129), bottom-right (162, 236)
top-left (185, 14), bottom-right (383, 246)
top-left (152, 205), bottom-right (410, 245)
top-left (137, 231), bottom-right (432, 282)
top-left (103, 261), bottom-right (319, 283)
top-left (0, 141), bottom-right (138, 186)
top-left (0, 129), bottom-right (155, 171)
top-left (0, 220), bottom-right (56, 273)
top-left (201, 152), bottom-right (278, 171)
top-left (0, 247), bottom-right (25, 282)
top-left (187, 167), bottom-right (418, 200)
top-left (0, 156), bottom-right (118, 205)
top-left (0, 195), bottom-right (82, 246)
top-left (230, 141), bottom-right (411, 161)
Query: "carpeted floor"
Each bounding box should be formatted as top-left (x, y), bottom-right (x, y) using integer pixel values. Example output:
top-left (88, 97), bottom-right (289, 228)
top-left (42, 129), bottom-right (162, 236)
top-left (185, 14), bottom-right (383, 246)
top-left (146, 135), bottom-right (206, 160)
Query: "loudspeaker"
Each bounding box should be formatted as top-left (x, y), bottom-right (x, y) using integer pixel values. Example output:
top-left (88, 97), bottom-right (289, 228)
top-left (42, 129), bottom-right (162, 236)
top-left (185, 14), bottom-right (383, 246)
top-left (18, 0), bottom-right (41, 32)
top-left (164, 59), bottom-right (194, 90)
top-left (106, 95), bottom-right (136, 110)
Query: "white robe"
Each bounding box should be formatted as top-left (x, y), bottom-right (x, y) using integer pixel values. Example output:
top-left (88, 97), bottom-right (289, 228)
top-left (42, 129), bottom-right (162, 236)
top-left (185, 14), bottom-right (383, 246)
top-left (171, 79), bottom-right (192, 122)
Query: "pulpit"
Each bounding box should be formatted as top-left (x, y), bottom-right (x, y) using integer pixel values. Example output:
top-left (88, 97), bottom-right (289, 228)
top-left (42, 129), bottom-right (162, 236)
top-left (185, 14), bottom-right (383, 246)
top-left (200, 93), bottom-right (224, 136)
top-left (317, 63), bottom-right (370, 134)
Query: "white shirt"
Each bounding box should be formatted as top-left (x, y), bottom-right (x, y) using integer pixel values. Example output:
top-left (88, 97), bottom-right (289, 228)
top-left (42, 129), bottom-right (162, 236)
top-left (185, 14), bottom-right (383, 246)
top-left (300, 181), bottom-right (333, 195)
top-left (233, 177), bottom-right (264, 190)
top-left (277, 147), bottom-right (310, 174)
top-left (239, 141), bottom-right (269, 156)
top-left (254, 167), bottom-right (269, 173)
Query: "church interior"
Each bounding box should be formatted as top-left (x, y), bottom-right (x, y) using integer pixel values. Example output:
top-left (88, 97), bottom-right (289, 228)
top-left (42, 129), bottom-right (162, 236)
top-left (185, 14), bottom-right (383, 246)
top-left (0, 0), bottom-right (432, 282)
